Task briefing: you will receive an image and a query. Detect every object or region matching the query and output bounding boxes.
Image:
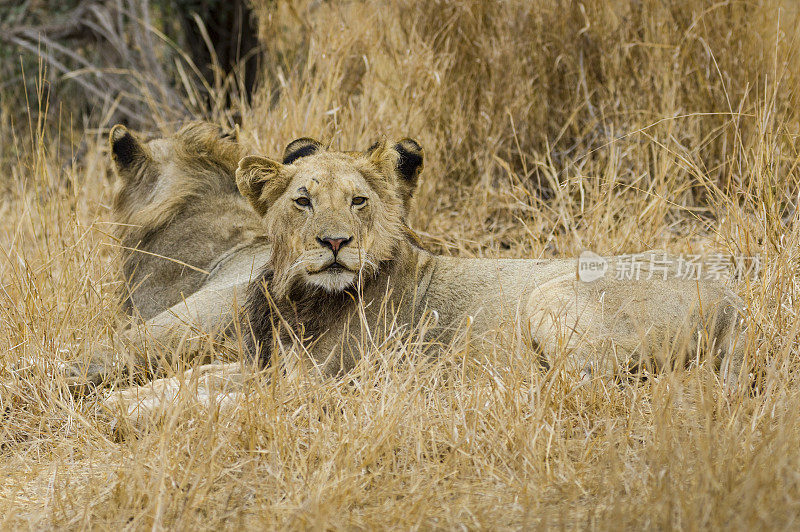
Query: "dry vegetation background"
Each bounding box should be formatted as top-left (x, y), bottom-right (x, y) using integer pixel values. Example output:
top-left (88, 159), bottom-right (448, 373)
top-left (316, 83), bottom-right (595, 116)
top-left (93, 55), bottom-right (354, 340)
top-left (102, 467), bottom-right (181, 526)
top-left (2, 0), bottom-right (800, 529)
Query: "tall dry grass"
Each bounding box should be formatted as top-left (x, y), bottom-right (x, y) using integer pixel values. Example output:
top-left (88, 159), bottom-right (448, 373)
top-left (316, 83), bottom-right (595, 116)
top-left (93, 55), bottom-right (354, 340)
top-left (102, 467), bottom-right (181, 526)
top-left (2, 0), bottom-right (800, 528)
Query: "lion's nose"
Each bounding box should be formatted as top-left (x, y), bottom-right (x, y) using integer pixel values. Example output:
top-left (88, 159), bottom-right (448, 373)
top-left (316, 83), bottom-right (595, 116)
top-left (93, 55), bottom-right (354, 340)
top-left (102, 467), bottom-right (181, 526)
top-left (317, 236), bottom-right (352, 253)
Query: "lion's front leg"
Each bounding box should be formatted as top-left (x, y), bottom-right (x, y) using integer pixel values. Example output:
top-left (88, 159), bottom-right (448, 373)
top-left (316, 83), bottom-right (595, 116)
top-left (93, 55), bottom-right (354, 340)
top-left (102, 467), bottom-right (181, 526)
top-left (64, 321), bottom-right (219, 393)
top-left (102, 362), bottom-right (248, 430)
top-left (65, 284), bottom-right (245, 392)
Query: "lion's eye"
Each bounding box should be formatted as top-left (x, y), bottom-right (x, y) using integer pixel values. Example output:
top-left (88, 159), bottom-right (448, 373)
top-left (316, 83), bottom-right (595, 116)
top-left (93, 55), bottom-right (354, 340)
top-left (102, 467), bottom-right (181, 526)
top-left (294, 197), bottom-right (311, 207)
top-left (351, 196), bottom-right (367, 206)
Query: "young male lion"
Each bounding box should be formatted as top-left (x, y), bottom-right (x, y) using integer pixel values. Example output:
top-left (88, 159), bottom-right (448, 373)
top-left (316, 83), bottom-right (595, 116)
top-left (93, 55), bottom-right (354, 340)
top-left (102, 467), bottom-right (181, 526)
top-left (235, 138), bottom-right (746, 380)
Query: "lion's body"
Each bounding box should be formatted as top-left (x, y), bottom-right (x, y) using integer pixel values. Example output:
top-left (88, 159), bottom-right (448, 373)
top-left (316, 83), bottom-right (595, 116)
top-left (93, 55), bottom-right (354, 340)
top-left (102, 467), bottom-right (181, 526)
top-left (422, 253), bottom-right (742, 376)
top-left (235, 140), bottom-right (744, 380)
top-left (245, 240), bottom-right (743, 378)
top-left (110, 123), bottom-right (269, 319)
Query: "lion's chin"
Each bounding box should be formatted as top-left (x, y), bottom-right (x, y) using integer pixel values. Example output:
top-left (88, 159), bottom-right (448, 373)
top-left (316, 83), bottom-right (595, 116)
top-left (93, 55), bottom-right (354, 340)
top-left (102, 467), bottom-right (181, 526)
top-left (306, 269), bottom-right (357, 292)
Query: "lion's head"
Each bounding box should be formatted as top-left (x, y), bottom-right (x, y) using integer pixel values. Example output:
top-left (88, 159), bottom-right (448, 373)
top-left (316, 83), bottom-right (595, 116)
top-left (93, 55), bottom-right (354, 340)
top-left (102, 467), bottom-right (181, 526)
top-left (235, 137), bottom-right (424, 297)
top-left (108, 122), bottom-right (258, 319)
top-left (110, 122), bottom-right (243, 238)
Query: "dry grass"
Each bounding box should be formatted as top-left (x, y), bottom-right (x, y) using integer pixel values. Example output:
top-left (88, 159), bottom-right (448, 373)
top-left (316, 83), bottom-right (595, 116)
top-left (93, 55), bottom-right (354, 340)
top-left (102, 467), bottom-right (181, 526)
top-left (2, 0), bottom-right (800, 528)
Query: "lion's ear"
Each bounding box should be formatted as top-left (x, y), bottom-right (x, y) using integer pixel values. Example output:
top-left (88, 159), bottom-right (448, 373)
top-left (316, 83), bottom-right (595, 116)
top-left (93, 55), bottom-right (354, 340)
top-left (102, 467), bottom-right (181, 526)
top-left (109, 125), bottom-right (150, 179)
top-left (370, 138), bottom-right (423, 211)
top-left (282, 137), bottom-right (323, 164)
top-left (236, 156), bottom-right (287, 216)
top-left (393, 138), bottom-right (424, 189)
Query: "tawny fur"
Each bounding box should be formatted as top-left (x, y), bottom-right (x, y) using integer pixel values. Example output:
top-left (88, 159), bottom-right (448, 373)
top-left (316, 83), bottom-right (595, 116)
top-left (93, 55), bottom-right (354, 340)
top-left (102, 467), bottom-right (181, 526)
top-left (109, 122), bottom-right (267, 320)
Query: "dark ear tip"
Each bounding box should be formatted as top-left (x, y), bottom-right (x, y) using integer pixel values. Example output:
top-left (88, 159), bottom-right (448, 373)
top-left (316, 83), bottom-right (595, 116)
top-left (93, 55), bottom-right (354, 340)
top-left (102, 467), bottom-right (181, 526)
top-left (395, 138), bottom-right (423, 155)
top-left (220, 127), bottom-right (237, 142)
top-left (394, 138), bottom-right (424, 183)
top-left (109, 125), bottom-right (139, 168)
top-left (283, 137), bottom-right (322, 165)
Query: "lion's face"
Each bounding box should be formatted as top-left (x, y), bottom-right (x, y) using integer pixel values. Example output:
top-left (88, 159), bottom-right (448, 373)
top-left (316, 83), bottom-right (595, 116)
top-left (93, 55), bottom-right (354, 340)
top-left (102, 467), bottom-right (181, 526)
top-left (236, 138), bottom-right (423, 295)
top-left (266, 154), bottom-right (394, 293)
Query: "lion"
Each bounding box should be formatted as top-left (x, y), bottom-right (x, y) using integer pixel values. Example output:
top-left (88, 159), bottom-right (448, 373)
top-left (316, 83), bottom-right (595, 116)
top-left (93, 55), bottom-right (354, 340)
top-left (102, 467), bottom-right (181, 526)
top-left (103, 136), bottom-right (747, 426)
top-left (110, 121), bottom-right (266, 321)
top-left (68, 122), bottom-right (270, 386)
top-left (236, 137), bottom-right (746, 377)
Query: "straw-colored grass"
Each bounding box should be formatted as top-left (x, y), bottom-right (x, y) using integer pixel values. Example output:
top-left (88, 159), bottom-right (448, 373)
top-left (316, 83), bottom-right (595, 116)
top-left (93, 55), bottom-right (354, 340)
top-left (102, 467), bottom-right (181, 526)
top-left (2, 0), bottom-right (800, 528)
